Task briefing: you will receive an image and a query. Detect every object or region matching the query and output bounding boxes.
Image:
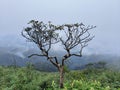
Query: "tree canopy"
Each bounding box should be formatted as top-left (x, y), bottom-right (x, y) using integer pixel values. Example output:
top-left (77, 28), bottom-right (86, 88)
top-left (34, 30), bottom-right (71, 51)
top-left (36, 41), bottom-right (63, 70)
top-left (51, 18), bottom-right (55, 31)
top-left (22, 20), bottom-right (96, 88)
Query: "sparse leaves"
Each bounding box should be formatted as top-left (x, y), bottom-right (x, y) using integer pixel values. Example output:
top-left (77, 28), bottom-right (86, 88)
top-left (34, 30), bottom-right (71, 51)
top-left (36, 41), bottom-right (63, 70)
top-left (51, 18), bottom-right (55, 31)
top-left (22, 19), bottom-right (96, 71)
top-left (22, 20), bottom-right (96, 88)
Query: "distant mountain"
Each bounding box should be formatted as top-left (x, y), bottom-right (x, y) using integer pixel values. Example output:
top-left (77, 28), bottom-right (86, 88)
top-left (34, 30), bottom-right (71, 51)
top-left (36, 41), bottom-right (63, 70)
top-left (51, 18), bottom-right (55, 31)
top-left (0, 46), bottom-right (120, 71)
top-left (69, 54), bottom-right (120, 70)
top-left (0, 49), bottom-right (26, 66)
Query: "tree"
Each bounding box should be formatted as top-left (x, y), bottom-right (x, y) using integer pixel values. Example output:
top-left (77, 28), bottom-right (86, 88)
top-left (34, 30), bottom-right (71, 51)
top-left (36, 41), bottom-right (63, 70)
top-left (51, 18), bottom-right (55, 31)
top-left (22, 20), bottom-right (96, 88)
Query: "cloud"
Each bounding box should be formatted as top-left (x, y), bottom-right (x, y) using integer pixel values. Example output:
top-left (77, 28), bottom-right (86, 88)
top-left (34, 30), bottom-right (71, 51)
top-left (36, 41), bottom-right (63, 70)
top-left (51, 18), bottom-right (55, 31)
top-left (0, 0), bottom-right (120, 56)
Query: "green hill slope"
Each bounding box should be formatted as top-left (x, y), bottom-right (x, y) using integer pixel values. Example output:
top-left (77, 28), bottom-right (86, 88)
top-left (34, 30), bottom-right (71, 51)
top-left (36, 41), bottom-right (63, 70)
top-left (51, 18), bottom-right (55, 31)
top-left (0, 66), bottom-right (120, 90)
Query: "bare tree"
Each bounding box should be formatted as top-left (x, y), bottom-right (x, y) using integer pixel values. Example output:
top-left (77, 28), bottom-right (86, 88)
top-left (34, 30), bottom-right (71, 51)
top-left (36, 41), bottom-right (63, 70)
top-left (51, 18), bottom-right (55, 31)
top-left (22, 20), bottom-right (96, 88)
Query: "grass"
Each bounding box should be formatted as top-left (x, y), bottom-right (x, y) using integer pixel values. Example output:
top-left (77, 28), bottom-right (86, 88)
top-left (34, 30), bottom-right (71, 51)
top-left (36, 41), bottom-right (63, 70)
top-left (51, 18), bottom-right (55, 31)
top-left (0, 65), bottom-right (120, 90)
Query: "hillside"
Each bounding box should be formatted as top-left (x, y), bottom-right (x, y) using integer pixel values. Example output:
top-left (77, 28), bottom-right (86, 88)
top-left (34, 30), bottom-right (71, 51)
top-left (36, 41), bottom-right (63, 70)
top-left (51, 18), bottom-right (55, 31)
top-left (0, 66), bottom-right (120, 90)
top-left (0, 46), bottom-right (120, 71)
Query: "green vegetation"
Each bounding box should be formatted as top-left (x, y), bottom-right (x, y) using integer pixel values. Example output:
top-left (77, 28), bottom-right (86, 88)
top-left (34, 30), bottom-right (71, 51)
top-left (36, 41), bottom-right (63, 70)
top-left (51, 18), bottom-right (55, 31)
top-left (0, 65), bottom-right (120, 90)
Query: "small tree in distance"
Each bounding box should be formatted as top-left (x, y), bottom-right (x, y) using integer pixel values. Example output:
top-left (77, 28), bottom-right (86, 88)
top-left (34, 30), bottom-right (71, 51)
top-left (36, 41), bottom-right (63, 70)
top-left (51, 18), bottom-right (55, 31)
top-left (22, 20), bottom-right (96, 88)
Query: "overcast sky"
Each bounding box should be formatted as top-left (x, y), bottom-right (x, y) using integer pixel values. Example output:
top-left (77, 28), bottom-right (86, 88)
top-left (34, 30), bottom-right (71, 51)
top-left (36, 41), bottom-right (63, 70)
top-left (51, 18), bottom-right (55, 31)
top-left (0, 0), bottom-right (120, 56)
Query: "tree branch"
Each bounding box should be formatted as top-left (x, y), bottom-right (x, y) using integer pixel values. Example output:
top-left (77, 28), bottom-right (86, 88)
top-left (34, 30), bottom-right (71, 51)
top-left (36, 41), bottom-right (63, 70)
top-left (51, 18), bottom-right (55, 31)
top-left (22, 20), bottom-right (95, 72)
top-left (28, 54), bottom-right (46, 58)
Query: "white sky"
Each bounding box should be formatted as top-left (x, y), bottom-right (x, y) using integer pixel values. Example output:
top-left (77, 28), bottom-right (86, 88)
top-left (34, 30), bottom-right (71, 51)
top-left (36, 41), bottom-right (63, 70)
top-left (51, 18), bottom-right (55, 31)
top-left (0, 0), bottom-right (120, 56)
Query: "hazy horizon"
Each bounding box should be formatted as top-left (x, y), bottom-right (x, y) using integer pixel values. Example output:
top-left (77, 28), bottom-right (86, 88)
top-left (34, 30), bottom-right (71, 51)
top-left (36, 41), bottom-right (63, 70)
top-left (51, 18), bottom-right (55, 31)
top-left (0, 0), bottom-right (120, 56)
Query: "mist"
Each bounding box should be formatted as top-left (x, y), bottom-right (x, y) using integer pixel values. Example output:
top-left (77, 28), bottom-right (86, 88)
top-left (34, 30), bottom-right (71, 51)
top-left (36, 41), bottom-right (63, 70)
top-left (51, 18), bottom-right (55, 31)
top-left (0, 0), bottom-right (120, 65)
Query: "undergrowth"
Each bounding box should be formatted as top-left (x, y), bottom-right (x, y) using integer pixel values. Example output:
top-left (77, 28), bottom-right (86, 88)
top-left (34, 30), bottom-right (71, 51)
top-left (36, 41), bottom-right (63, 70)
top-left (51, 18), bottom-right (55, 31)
top-left (0, 66), bottom-right (120, 90)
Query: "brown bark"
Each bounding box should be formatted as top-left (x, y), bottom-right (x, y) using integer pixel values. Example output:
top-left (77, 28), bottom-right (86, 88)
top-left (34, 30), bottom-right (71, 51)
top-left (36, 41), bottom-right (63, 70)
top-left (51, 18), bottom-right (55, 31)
top-left (22, 20), bottom-right (95, 89)
top-left (59, 66), bottom-right (64, 88)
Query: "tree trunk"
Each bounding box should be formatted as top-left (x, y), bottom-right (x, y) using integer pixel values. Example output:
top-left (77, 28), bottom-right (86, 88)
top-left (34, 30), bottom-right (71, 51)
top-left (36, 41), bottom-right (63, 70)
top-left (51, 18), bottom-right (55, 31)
top-left (59, 66), bottom-right (64, 88)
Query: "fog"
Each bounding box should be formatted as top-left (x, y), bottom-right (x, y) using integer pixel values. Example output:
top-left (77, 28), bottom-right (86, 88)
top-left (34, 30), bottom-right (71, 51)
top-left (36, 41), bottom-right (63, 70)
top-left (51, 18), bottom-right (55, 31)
top-left (0, 0), bottom-right (120, 56)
